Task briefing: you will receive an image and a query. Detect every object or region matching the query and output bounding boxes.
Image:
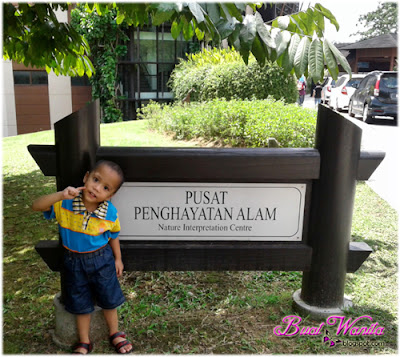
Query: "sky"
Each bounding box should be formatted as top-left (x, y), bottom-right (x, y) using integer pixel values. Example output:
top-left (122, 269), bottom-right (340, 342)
top-left (305, 0), bottom-right (392, 43)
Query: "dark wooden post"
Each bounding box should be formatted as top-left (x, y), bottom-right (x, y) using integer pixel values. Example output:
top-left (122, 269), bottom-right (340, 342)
top-left (53, 101), bottom-right (100, 301)
top-left (296, 105), bottom-right (362, 315)
top-left (54, 101), bottom-right (100, 191)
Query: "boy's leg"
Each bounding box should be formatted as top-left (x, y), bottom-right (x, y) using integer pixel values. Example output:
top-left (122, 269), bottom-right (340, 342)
top-left (103, 308), bottom-right (132, 353)
top-left (75, 313), bottom-right (92, 354)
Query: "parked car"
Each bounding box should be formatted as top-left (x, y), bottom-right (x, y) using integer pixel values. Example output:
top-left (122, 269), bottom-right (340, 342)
top-left (349, 71), bottom-right (398, 123)
top-left (321, 77), bottom-right (335, 104)
top-left (328, 74), bottom-right (366, 111)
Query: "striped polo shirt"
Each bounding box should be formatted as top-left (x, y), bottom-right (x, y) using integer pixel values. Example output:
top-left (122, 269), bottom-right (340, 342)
top-left (44, 199), bottom-right (121, 253)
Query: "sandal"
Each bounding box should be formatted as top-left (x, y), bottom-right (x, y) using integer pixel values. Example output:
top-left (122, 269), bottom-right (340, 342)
top-left (109, 331), bottom-right (133, 354)
top-left (72, 342), bottom-right (93, 354)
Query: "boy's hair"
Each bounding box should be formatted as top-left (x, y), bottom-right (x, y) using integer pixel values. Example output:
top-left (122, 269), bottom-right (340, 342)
top-left (91, 160), bottom-right (125, 192)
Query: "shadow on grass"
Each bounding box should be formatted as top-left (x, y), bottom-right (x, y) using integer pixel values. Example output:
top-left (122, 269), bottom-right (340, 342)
top-left (3, 169), bottom-right (57, 237)
top-left (3, 169), bottom-right (62, 354)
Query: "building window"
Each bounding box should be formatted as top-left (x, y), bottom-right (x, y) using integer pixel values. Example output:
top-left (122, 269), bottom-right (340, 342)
top-left (13, 71), bottom-right (48, 85)
top-left (117, 24), bottom-right (196, 120)
top-left (71, 75), bottom-right (91, 86)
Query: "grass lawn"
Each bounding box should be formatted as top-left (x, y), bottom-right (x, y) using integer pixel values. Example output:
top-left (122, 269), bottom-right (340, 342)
top-left (2, 119), bottom-right (398, 354)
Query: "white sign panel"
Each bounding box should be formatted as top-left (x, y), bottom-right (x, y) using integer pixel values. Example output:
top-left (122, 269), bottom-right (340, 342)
top-left (112, 183), bottom-right (306, 241)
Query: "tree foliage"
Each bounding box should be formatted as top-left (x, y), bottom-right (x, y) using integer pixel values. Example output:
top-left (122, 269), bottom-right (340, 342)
top-left (3, 3), bottom-right (94, 76)
top-left (71, 5), bottom-right (128, 123)
top-left (3, 2), bottom-right (350, 82)
top-left (352, 2), bottom-right (398, 40)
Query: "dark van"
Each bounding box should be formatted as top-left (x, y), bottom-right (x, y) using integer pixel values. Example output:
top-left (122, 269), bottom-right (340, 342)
top-left (348, 71), bottom-right (398, 123)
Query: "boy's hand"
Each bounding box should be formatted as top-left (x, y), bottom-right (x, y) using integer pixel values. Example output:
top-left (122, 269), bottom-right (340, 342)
top-left (62, 186), bottom-right (85, 200)
top-left (32, 187), bottom-right (84, 212)
top-left (115, 258), bottom-right (124, 278)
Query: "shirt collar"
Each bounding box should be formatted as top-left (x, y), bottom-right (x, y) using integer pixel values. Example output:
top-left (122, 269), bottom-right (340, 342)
top-left (72, 193), bottom-right (108, 220)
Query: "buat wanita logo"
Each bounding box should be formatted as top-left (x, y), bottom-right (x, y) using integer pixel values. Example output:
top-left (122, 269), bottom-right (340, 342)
top-left (274, 315), bottom-right (385, 349)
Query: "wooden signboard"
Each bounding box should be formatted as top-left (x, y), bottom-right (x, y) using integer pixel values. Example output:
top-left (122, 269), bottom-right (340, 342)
top-left (112, 182), bottom-right (306, 241)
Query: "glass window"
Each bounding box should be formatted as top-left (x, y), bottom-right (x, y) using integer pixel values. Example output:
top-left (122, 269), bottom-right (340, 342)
top-left (347, 78), bottom-right (364, 88)
top-left (380, 74), bottom-right (397, 89)
top-left (31, 71), bottom-right (48, 84)
top-left (13, 71), bottom-right (31, 84)
top-left (141, 75), bottom-right (157, 92)
top-left (358, 77), bottom-right (369, 89)
top-left (335, 76), bottom-right (346, 87)
top-left (158, 31), bottom-right (175, 63)
top-left (13, 71), bottom-right (48, 85)
top-left (176, 36), bottom-right (192, 60)
top-left (139, 32), bottom-right (157, 62)
top-left (366, 75), bottom-right (378, 87)
top-left (117, 26), bottom-right (195, 119)
top-left (71, 75), bottom-right (91, 86)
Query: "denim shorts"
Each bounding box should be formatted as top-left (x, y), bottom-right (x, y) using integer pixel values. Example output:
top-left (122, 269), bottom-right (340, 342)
top-left (63, 244), bottom-right (125, 314)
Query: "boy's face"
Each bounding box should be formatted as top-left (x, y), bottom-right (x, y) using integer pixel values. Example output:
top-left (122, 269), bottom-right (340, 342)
top-left (82, 164), bottom-right (121, 206)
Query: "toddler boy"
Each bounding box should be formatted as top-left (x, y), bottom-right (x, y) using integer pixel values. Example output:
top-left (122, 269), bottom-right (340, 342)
top-left (32, 160), bottom-right (132, 354)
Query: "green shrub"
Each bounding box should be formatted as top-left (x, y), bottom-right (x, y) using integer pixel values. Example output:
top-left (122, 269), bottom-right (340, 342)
top-left (169, 48), bottom-right (298, 104)
top-left (140, 99), bottom-right (316, 148)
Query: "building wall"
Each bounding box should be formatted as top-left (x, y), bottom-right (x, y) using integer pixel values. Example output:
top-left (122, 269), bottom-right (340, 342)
top-left (14, 82), bottom-right (51, 135)
top-left (2, 7), bottom-right (89, 136)
top-left (47, 8), bottom-right (72, 130)
top-left (350, 47), bottom-right (397, 73)
top-left (72, 86), bottom-right (92, 113)
top-left (48, 72), bottom-right (72, 130)
top-left (2, 60), bottom-right (17, 137)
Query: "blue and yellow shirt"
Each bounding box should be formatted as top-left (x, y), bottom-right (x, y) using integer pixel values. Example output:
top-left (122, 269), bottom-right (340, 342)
top-left (44, 198), bottom-right (121, 253)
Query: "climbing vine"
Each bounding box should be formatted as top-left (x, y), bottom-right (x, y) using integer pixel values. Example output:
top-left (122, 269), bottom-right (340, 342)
top-left (71, 5), bottom-right (128, 123)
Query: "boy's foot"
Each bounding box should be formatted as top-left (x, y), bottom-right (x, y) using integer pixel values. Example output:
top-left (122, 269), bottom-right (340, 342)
top-left (72, 342), bottom-right (93, 354)
top-left (109, 331), bottom-right (133, 354)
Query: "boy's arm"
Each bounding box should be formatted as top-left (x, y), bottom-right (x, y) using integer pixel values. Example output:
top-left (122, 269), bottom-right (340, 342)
top-left (109, 237), bottom-right (124, 277)
top-left (32, 186), bottom-right (85, 212)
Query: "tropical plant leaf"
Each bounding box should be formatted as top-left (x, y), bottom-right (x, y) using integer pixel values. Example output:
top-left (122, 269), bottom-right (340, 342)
top-left (188, 2), bottom-right (205, 23)
top-left (255, 12), bottom-right (275, 48)
top-left (294, 36), bottom-right (311, 78)
top-left (239, 46), bottom-right (250, 65)
top-left (195, 27), bottom-right (205, 41)
top-left (171, 20), bottom-right (183, 39)
top-left (274, 30), bottom-right (291, 58)
top-left (251, 35), bottom-right (266, 67)
top-left (277, 48), bottom-right (291, 75)
top-left (204, 2), bottom-right (220, 24)
top-left (216, 17), bottom-right (239, 39)
top-left (314, 9), bottom-right (325, 37)
top-left (323, 39), bottom-right (339, 79)
top-left (116, 11), bottom-right (125, 25)
top-left (288, 33), bottom-right (301, 71)
top-left (315, 3), bottom-right (339, 31)
top-left (286, 14), bottom-right (305, 35)
top-left (220, 3), bottom-right (243, 22)
top-left (274, 15), bottom-right (290, 30)
top-left (182, 17), bottom-right (195, 41)
top-left (239, 14), bottom-right (257, 51)
top-left (326, 38), bottom-right (352, 76)
top-left (308, 38), bottom-right (324, 82)
top-left (151, 6), bottom-right (176, 26)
